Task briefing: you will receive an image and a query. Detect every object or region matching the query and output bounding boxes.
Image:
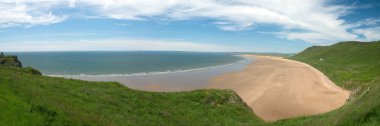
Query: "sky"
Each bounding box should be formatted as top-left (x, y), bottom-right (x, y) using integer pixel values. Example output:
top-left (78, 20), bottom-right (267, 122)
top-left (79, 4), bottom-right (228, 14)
top-left (0, 0), bottom-right (379, 53)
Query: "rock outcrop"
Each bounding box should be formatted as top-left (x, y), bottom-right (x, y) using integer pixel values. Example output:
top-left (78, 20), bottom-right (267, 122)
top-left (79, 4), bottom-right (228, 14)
top-left (0, 54), bottom-right (23, 67)
top-left (0, 53), bottom-right (42, 75)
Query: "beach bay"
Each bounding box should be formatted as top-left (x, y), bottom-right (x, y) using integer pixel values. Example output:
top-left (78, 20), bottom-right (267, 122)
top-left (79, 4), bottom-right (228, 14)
top-left (209, 55), bottom-right (350, 121)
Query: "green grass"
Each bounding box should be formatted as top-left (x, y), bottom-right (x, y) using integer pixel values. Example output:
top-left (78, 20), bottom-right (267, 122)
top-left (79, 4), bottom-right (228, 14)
top-left (290, 41), bottom-right (380, 89)
top-left (1, 41), bottom-right (380, 125)
top-left (0, 65), bottom-right (262, 126)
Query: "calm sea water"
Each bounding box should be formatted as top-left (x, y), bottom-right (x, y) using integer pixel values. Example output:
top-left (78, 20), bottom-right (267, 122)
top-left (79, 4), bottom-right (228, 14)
top-left (10, 51), bottom-right (245, 76)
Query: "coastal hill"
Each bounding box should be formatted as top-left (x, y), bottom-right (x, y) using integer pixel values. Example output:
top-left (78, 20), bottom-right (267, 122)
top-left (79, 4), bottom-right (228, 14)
top-left (0, 41), bottom-right (379, 125)
top-left (0, 52), bottom-right (41, 75)
top-left (0, 52), bottom-right (22, 67)
top-left (292, 41), bottom-right (380, 90)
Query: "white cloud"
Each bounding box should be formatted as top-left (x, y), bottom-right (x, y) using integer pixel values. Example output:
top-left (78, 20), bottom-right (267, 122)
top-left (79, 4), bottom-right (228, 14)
top-left (0, 0), bottom-right (378, 44)
top-left (115, 23), bottom-right (129, 26)
top-left (347, 18), bottom-right (380, 28)
top-left (352, 27), bottom-right (380, 41)
top-left (75, 0), bottom-right (362, 44)
top-left (0, 39), bottom-right (251, 52)
top-left (69, 0), bottom-right (76, 8)
top-left (66, 0), bottom-right (370, 44)
top-left (0, 0), bottom-right (66, 28)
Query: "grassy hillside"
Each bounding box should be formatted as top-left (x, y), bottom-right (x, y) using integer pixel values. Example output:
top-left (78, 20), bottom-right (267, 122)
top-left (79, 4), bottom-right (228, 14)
top-left (275, 41), bottom-right (380, 125)
top-left (291, 41), bottom-right (380, 90)
top-left (1, 41), bottom-right (379, 125)
top-left (0, 65), bottom-right (262, 126)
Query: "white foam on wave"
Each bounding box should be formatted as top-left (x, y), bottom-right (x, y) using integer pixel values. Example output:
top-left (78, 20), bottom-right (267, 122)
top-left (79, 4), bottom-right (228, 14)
top-left (46, 56), bottom-right (250, 78)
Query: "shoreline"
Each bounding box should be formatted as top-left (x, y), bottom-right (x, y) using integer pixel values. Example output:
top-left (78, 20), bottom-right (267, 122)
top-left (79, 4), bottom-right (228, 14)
top-left (45, 57), bottom-right (248, 78)
top-left (208, 54), bottom-right (350, 121)
top-left (61, 55), bottom-right (252, 92)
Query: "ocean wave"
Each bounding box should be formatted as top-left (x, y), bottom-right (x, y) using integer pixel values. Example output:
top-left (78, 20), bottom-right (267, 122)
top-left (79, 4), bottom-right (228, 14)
top-left (46, 59), bottom-right (250, 78)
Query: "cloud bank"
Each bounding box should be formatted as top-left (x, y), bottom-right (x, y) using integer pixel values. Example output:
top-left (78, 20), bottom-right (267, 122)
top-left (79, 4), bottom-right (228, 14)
top-left (0, 39), bottom-right (251, 52)
top-left (0, 0), bottom-right (379, 44)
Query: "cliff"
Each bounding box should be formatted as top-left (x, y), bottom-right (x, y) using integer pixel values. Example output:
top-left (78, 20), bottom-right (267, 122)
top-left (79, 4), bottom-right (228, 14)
top-left (0, 55), bottom-right (22, 67)
top-left (0, 53), bottom-right (42, 75)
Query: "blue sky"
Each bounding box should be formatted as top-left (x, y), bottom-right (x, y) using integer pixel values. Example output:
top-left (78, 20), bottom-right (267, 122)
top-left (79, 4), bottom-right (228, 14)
top-left (0, 0), bottom-right (379, 53)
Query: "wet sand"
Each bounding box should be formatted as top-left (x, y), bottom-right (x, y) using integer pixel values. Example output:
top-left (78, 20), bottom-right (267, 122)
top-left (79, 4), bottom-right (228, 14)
top-left (208, 55), bottom-right (350, 121)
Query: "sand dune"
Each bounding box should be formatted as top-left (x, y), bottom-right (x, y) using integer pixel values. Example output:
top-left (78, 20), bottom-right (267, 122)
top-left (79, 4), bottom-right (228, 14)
top-left (208, 55), bottom-right (350, 121)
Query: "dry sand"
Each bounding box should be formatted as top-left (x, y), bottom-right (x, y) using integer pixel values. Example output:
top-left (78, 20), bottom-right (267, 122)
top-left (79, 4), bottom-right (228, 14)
top-left (208, 55), bottom-right (350, 121)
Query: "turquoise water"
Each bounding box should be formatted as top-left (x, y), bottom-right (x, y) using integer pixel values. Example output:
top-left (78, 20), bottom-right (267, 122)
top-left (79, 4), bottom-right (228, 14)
top-left (11, 51), bottom-right (245, 76)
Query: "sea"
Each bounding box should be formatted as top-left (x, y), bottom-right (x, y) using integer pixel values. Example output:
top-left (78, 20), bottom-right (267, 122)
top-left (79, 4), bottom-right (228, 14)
top-left (10, 51), bottom-right (252, 91)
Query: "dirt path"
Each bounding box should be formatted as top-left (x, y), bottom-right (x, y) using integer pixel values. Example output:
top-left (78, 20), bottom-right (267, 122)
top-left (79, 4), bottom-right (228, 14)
top-left (208, 55), bottom-right (350, 121)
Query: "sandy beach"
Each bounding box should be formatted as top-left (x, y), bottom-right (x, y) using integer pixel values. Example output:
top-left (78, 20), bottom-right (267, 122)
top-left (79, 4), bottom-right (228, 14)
top-left (209, 55), bottom-right (350, 121)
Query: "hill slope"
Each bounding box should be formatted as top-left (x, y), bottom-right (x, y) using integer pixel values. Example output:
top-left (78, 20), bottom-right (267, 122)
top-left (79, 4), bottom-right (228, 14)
top-left (275, 41), bottom-right (380, 125)
top-left (291, 41), bottom-right (380, 89)
top-left (0, 65), bottom-right (262, 125)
